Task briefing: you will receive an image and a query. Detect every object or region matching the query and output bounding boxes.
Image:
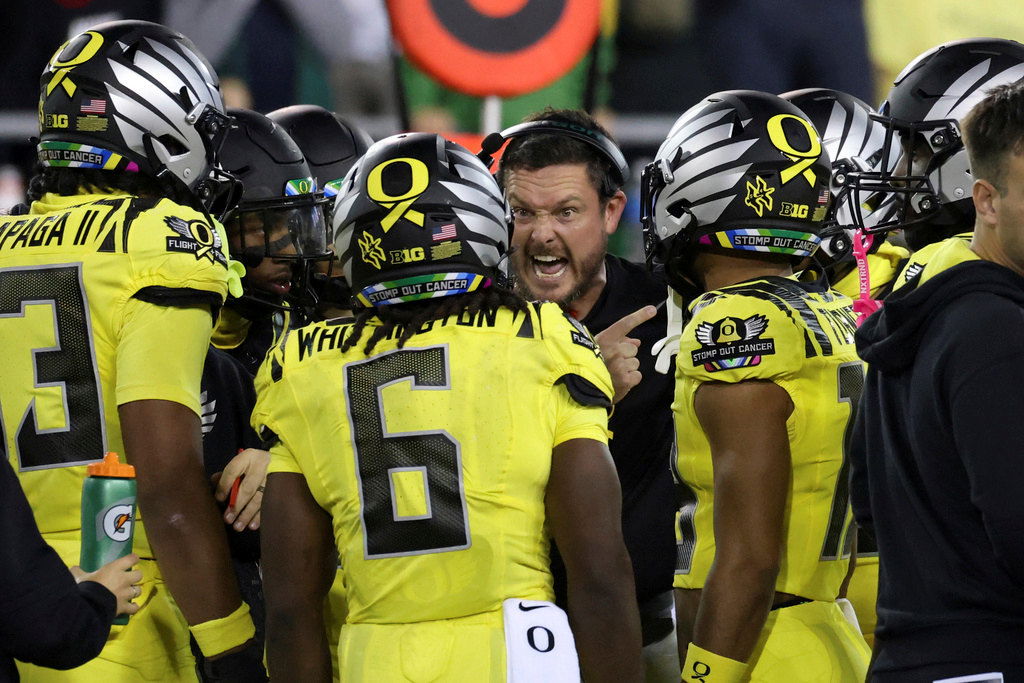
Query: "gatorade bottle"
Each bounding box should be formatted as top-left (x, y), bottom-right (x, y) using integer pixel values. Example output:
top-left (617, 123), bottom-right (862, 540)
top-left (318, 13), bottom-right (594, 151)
top-left (80, 452), bottom-right (137, 625)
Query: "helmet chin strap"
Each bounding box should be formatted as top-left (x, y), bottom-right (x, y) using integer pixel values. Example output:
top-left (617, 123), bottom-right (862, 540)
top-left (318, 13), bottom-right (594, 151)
top-left (225, 285), bottom-right (286, 321)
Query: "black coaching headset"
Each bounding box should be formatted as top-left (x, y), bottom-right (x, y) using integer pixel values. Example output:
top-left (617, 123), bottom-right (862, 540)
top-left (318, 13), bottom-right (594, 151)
top-left (476, 119), bottom-right (630, 188)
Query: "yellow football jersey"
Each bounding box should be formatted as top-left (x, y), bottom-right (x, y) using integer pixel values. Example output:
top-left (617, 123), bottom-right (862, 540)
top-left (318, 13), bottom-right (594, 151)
top-left (673, 276), bottom-right (861, 602)
top-left (892, 232), bottom-right (973, 291)
top-left (831, 241), bottom-right (910, 299)
top-left (0, 191), bottom-right (231, 556)
top-left (253, 302), bottom-right (613, 625)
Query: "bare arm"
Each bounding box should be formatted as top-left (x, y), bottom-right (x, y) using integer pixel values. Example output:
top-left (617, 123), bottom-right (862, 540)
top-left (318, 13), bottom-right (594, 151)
top-left (546, 438), bottom-right (643, 683)
top-left (120, 400), bottom-right (243, 630)
top-left (689, 380), bottom-right (792, 661)
top-left (262, 471), bottom-right (336, 682)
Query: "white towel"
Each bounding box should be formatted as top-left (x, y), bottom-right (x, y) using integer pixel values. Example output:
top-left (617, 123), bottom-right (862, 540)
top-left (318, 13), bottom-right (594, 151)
top-left (502, 598), bottom-right (580, 682)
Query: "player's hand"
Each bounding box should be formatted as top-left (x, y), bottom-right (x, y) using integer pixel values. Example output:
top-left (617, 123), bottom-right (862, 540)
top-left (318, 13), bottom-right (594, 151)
top-left (70, 553), bottom-right (143, 617)
top-left (595, 305), bottom-right (658, 403)
top-left (212, 448), bottom-right (271, 531)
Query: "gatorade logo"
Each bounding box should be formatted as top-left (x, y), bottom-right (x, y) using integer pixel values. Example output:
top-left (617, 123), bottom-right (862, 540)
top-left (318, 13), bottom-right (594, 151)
top-left (102, 504), bottom-right (134, 542)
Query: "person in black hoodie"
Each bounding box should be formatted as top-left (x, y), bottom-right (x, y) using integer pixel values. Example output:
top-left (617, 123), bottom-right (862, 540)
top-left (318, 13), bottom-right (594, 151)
top-left (851, 80), bottom-right (1024, 681)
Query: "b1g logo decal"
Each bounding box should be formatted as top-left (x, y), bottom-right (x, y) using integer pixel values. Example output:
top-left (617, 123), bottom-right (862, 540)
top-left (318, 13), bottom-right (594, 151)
top-left (102, 504), bottom-right (134, 542)
top-left (164, 216), bottom-right (227, 265)
top-left (390, 247), bottom-right (426, 265)
top-left (779, 201), bottom-right (809, 218)
top-left (43, 113), bottom-right (69, 129)
top-left (692, 314), bottom-right (775, 372)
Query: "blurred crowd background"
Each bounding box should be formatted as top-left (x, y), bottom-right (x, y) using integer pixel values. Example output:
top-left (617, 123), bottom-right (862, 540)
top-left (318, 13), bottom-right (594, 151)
top-left (1, 0), bottom-right (1021, 259)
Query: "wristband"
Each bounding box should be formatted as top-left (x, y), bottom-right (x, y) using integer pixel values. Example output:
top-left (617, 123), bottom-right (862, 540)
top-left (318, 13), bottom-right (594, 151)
top-left (190, 602), bottom-right (256, 657)
top-left (681, 643), bottom-right (747, 682)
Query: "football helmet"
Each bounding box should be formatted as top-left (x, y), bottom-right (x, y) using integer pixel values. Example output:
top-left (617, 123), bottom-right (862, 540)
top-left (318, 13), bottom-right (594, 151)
top-left (780, 88), bottom-right (898, 267)
top-left (642, 90), bottom-right (832, 294)
top-left (267, 105), bottom-right (372, 314)
top-left (840, 38), bottom-right (1024, 238)
top-left (267, 104), bottom-right (372, 208)
top-left (217, 108), bottom-right (330, 314)
top-left (334, 133), bottom-right (511, 307)
top-left (37, 20), bottom-right (230, 210)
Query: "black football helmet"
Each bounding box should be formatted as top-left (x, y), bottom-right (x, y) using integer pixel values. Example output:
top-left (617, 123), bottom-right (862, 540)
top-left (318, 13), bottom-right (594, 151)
top-left (217, 108), bottom-right (330, 315)
top-left (642, 90), bottom-right (832, 294)
top-left (780, 88), bottom-right (898, 269)
top-left (37, 20), bottom-right (231, 211)
top-left (267, 105), bottom-right (372, 210)
top-left (267, 105), bottom-right (373, 313)
top-left (334, 133), bottom-right (511, 307)
top-left (840, 38), bottom-right (1024, 244)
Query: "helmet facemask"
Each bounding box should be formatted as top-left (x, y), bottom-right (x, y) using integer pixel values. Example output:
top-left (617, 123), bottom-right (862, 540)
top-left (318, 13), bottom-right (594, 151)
top-left (225, 191), bottom-right (332, 317)
top-left (838, 113), bottom-right (969, 234)
top-left (641, 157), bottom-right (702, 296)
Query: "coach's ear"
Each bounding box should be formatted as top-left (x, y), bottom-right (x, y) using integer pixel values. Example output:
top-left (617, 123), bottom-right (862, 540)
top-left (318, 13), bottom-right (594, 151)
top-left (602, 189), bottom-right (627, 236)
top-left (973, 177), bottom-right (999, 229)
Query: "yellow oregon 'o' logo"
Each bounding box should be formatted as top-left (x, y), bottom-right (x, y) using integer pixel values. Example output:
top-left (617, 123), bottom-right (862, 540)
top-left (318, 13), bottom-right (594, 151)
top-left (367, 157), bottom-right (429, 231)
top-left (50, 31), bottom-right (106, 69)
top-left (766, 114), bottom-right (821, 187)
top-left (46, 31), bottom-right (106, 98)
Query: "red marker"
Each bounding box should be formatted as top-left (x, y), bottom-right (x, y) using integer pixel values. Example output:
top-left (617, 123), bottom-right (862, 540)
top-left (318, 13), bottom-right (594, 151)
top-left (229, 476), bottom-right (242, 509)
top-left (228, 449), bottom-right (245, 509)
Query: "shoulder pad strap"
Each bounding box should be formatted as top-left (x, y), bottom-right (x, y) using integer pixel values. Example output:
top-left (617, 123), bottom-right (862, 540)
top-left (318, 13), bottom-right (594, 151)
top-left (133, 285), bottom-right (222, 318)
top-left (556, 373), bottom-right (612, 409)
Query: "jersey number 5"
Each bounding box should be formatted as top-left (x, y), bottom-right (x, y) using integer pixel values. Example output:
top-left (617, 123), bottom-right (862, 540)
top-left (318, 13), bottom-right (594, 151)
top-left (0, 264), bottom-right (105, 470)
top-left (345, 345), bottom-right (470, 559)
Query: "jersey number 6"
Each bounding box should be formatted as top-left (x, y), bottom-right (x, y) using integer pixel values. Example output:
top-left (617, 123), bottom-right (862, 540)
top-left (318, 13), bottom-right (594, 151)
top-left (345, 345), bottom-right (471, 559)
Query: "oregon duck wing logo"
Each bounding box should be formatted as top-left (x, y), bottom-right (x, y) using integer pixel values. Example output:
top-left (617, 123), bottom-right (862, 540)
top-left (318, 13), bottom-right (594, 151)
top-left (692, 314), bottom-right (775, 371)
top-left (358, 230), bottom-right (386, 269)
top-left (164, 216), bottom-right (226, 265)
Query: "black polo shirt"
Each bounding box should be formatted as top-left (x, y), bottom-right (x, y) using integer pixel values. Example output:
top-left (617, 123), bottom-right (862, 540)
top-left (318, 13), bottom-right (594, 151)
top-left (552, 254), bottom-right (678, 622)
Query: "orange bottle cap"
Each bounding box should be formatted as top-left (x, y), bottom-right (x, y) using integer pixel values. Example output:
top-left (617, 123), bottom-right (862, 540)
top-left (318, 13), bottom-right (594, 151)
top-left (87, 452), bottom-right (136, 478)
